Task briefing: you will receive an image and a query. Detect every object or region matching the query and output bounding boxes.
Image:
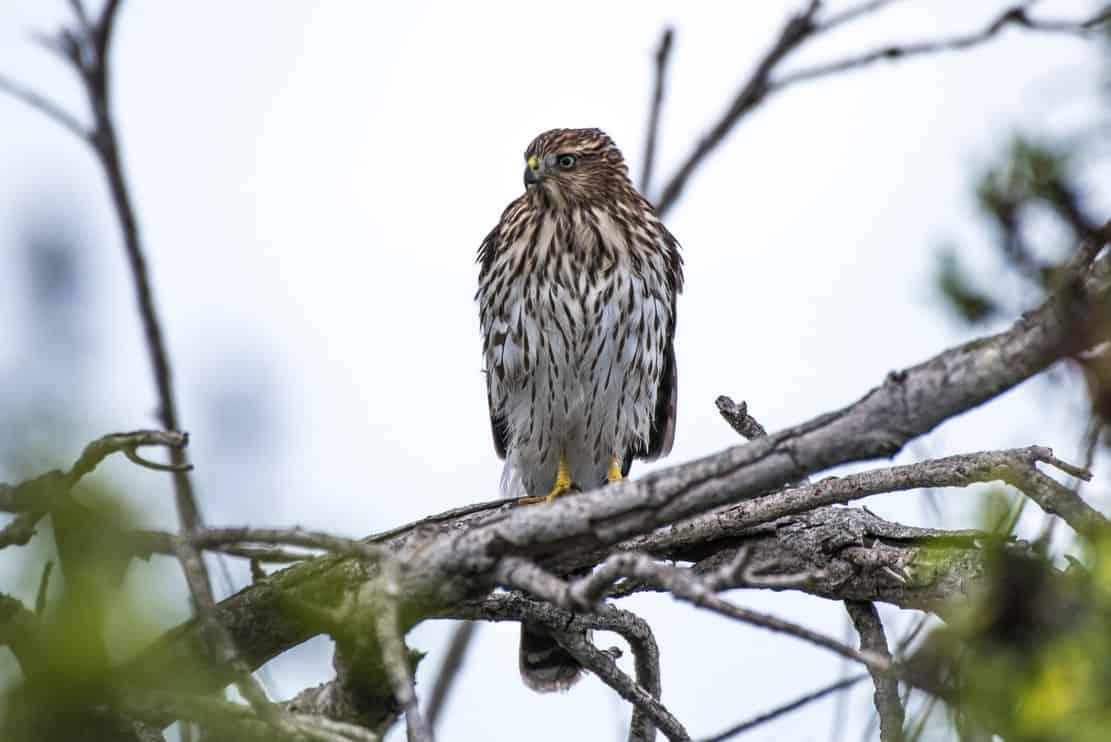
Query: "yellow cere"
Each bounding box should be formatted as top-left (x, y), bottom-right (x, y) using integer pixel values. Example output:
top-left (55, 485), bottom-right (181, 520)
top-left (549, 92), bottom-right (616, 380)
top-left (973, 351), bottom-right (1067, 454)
top-left (527, 155), bottom-right (539, 171)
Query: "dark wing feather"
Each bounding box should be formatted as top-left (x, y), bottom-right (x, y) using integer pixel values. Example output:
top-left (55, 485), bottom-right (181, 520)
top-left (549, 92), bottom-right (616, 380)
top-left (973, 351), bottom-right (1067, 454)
top-left (478, 219), bottom-right (509, 459)
top-left (640, 339), bottom-right (677, 461)
top-left (488, 383), bottom-right (509, 460)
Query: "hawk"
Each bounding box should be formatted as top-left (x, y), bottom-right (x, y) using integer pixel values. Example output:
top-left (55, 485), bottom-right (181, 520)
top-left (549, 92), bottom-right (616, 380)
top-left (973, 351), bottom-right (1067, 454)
top-left (476, 128), bottom-right (683, 691)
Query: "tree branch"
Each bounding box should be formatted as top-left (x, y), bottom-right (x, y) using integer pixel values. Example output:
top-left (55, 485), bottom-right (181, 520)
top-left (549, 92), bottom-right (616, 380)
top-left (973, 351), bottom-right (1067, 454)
top-left (773, 4), bottom-right (1111, 90)
top-left (700, 673), bottom-right (868, 742)
top-left (0, 430), bottom-right (189, 548)
top-left (556, 629), bottom-right (688, 742)
top-left (818, 0), bottom-right (905, 32)
top-left (449, 592), bottom-right (671, 741)
top-left (652, 4), bottom-right (1109, 215)
top-left (497, 553), bottom-right (891, 675)
top-left (375, 557), bottom-right (433, 742)
top-left (654, 1), bottom-right (823, 214)
top-left (115, 231), bottom-right (1110, 732)
top-left (424, 621), bottom-right (477, 731)
top-left (0, 73), bottom-right (89, 140)
top-left (639, 27), bottom-right (673, 195)
top-left (714, 396), bottom-right (768, 440)
top-left (845, 601), bottom-right (903, 742)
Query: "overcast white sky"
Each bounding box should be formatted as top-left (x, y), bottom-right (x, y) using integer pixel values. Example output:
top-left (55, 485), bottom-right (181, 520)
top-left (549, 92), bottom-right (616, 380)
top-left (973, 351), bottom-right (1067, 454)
top-left (2, 1), bottom-right (1110, 740)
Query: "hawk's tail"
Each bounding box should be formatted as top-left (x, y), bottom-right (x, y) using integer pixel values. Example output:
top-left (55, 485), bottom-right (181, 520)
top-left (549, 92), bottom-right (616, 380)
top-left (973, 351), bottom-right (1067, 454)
top-left (519, 623), bottom-right (586, 692)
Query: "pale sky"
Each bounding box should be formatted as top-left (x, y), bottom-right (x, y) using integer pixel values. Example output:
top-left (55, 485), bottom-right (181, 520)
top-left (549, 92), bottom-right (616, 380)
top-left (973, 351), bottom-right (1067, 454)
top-left (1, 2), bottom-right (1109, 740)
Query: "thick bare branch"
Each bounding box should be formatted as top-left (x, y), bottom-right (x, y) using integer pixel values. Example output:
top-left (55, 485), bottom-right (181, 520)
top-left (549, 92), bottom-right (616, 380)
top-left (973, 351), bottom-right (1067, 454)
top-left (121, 235), bottom-right (1111, 713)
top-left (619, 446), bottom-right (1103, 564)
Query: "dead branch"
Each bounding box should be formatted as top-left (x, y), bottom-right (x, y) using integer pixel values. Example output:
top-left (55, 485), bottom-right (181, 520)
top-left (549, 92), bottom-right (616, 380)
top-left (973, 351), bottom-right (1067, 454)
top-left (774, 5), bottom-right (1111, 90)
top-left (639, 27), bottom-right (674, 195)
top-left (424, 621), bottom-right (477, 731)
top-left (714, 396), bottom-right (768, 440)
top-left (449, 592), bottom-right (672, 742)
top-left (0, 430), bottom-right (189, 548)
top-left (652, 4), bottom-right (1109, 215)
top-left (700, 674), bottom-right (868, 742)
top-left (503, 552), bottom-right (892, 674)
top-left (845, 601), bottom-right (903, 742)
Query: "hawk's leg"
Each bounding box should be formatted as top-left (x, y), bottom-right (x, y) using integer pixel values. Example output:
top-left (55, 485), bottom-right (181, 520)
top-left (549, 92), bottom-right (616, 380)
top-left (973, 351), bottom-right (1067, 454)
top-left (518, 454), bottom-right (574, 505)
top-left (607, 456), bottom-right (623, 482)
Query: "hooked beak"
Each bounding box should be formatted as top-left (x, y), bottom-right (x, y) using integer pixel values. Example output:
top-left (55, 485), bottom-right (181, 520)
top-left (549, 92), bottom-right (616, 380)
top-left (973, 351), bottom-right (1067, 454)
top-left (523, 155), bottom-right (541, 187)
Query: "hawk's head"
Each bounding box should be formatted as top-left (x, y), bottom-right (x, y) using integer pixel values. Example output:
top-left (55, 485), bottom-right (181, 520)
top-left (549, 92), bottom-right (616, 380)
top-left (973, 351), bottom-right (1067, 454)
top-left (522, 128), bottom-right (632, 207)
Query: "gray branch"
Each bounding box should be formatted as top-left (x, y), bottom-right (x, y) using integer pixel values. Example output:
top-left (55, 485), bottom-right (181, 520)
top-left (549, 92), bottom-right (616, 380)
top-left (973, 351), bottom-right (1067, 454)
top-left (0, 430), bottom-right (188, 548)
top-left (773, 5), bottom-right (1111, 90)
top-left (449, 593), bottom-right (675, 742)
top-left (498, 552), bottom-right (891, 673)
top-left (47, 228), bottom-right (1106, 742)
top-left (845, 601), bottom-right (904, 742)
top-left (424, 621), bottom-right (477, 730)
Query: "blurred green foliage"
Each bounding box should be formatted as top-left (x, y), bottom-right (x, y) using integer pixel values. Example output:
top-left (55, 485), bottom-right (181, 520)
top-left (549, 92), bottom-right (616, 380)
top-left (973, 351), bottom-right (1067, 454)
top-left (912, 538), bottom-right (1111, 742)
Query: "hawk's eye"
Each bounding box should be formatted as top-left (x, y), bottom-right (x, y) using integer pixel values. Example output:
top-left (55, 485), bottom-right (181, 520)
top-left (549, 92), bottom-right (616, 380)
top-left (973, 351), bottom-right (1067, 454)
top-left (557, 154), bottom-right (577, 170)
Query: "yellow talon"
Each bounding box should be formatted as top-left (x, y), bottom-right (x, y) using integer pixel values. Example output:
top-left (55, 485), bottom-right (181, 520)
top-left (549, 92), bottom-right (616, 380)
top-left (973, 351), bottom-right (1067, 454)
top-left (518, 455), bottom-right (574, 505)
top-left (607, 456), bottom-right (623, 482)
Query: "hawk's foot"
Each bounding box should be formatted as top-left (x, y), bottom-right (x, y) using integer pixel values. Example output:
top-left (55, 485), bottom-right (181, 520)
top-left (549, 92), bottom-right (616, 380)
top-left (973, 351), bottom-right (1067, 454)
top-left (518, 455), bottom-right (574, 505)
top-left (607, 456), bottom-right (623, 483)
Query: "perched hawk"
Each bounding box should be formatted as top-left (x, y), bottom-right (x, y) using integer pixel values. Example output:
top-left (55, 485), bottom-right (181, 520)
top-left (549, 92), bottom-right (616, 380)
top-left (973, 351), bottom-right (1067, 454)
top-left (476, 128), bottom-right (683, 691)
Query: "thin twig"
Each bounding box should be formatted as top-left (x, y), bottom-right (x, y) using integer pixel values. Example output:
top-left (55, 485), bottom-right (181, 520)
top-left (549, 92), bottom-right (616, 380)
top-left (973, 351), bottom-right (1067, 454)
top-left (449, 592), bottom-right (672, 742)
top-left (0, 512), bottom-right (46, 549)
top-left (40, 2), bottom-right (276, 725)
top-left (425, 621), bottom-right (477, 731)
top-left (654, 1), bottom-right (823, 216)
top-left (845, 601), bottom-right (904, 742)
top-left (652, 3), bottom-right (1108, 217)
top-left (554, 629), bottom-right (689, 742)
top-left (0, 430), bottom-right (189, 549)
top-left (497, 554), bottom-right (893, 674)
top-left (640, 27), bottom-right (673, 195)
top-left (190, 527), bottom-right (389, 562)
top-left (0, 74), bottom-right (89, 140)
top-left (0, 430), bottom-right (190, 514)
top-left (34, 560), bottom-right (53, 616)
top-left (773, 5), bottom-right (1111, 90)
top-left (818, 0), bottom-right (906, 32)
top-left (699, 674), bottom-right (868, 742)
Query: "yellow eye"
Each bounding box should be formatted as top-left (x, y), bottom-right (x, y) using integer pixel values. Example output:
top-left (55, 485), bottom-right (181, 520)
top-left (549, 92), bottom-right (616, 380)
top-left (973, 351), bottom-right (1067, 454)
top-left (558, 154), bottom-right (576, 170)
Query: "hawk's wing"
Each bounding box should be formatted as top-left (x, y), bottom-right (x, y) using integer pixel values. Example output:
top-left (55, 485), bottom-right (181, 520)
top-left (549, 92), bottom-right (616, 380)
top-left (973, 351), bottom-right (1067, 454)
top-left (639, 339), bottom-right (677, 462)
top-left (488, 384), bottom-right (509, 460)
top-left (478, 216), bottom-right (511, 460)
top-left (632, 217), bottom-right (681, 467)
